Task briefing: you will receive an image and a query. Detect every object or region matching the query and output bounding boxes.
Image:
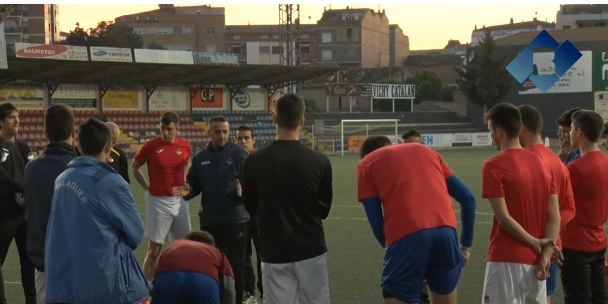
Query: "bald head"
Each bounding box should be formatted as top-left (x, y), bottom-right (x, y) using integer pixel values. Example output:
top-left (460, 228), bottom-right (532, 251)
top-left (105, 121), bottom-right (120, 142)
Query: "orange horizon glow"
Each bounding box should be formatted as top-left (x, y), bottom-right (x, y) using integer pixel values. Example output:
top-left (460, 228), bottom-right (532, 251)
top-left (58, 4), bottom-right (560, 50)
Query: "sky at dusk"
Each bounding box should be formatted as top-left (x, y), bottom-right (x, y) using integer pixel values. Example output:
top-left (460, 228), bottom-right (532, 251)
top-left (58, 3), bottom-right (561, 50)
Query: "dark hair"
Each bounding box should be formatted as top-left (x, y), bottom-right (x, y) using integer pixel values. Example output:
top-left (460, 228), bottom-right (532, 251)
top-left (518, 104), bottom-right (543, 135)
top-left (161, 112), bottom-right (180, 125)
top-left (360, 136), bottom-right (391, 159)
top-left (275, 93), bottom-right (305, 130)
top-left (45, 105), bottom-right (75, 142)
top-left (209, 116), bottom-right (228, 125)
top-left (556, 107), bottom-right (581, 128)
top-left (185, 231), bottom-right (215, 246)
top-left (0, 103), bottom-right (17, 121)
top-left (401, 129), bottom-right (421, 141)
top-left (571, 110), bottom-right (604, 143)
top-left (78, 118), bottom-right (111, 155)
top-left (236, 125), bottom-right (255, 138)
top-left (485, 103), bottom-right (521, 138)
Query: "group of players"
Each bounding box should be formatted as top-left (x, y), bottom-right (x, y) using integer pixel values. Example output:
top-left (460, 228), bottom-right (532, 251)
top-left (1, 95), bottom-right (608, 304)
top-left (0, 93), bottom-right (333, 304)
top-left (356, 103), bottom-right (608, 304)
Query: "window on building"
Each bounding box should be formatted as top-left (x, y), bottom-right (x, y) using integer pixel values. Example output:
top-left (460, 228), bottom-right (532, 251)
top-left (563, 25), bottom-right (571, 29)
top-left (261, 34), bottom-right (269, 39)
top-left (346, 28), bottom-right (352, 40)
top-left (301, 34), bottom-right (309, 39)
top-left (133, 28), bottom-right (146, 35)
top-left (271, 46), bottom-right (282, 54)
top-left (207, 27), bottom-right (216, 34)
top-left (206, 45), bottom-right (217, 53)
top-left (301, 45), bottom-right (310, 54)
top-left (183, 27), bottom-right (192, 34)
top-left (260, 46), bottom-right (270, 53)
top-left (232, 46), bottom-right (242, 54)
top-left (134, 16), bottom-right (140, 21)
top-left (233, 35), bottom-right (241, 40)
top-left (322, 32), bottom-right (332, 43)
top-left (144, 16), bottom-right (150, 21)
top-left (322, 49), bottom-right (332, 60)
top-left (272, 34), bottom-right (279, 39)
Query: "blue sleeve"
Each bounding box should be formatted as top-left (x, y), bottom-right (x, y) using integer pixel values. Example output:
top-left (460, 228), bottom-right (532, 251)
top-left (362, 197), bottom-right (385, 247)
top-left (446, 175), bottom-right (475, 248)
top-left (106, 179), bottom-right (144, 250)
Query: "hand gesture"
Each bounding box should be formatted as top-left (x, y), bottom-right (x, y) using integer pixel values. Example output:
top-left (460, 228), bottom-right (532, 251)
top-left (172, 183), bottom-right (190, 197)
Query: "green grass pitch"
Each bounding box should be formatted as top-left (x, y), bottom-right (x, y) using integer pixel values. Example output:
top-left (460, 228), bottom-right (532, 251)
top-left (2, 148), bottom-right (567, 303)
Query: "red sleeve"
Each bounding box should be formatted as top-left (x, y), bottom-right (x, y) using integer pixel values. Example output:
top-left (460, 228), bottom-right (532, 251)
top-left (547, 166), bottom-right (558, 195)
top-left (482, 161), bottom-right (504, 199)
top-left (134, 140), bottom-right (152, 164)
top-left (356, 162), bottom-right (377, 202)
top-left (560, 165), bottom-right (576, 226)
top-left (221, 254), bottom-right (234, 278)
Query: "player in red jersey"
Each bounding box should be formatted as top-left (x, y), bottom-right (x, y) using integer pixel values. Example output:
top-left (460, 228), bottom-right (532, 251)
top-left (518, 104), bottom-right (575, 303)
top-left (132, 112), bottom-right (192, 280)
top-left (481, 103), bottom-right (559, 303)
top-left (561, 110), bottom-right (608, 303)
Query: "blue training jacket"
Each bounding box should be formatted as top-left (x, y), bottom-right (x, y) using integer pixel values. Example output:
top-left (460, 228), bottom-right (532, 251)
top-left (186, 142), bottom-right (249, 226)
top-left (45, 156), bottom-right (148, 304)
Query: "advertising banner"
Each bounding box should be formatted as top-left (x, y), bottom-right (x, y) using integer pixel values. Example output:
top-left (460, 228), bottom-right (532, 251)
top-left (595, 91), bottom-right (608, 122)
top-left (518, 51), bottom-right (592, 94)
top-left (134, 49), bottom-right (194, 64)
top-left (594, 50), bottom-right (608, 92)
top-left (15, 43), bottom-right (88, 61)
top-left (0, 86), bottom-right (44, 109)
top-left (472, 133), bottom-right (492, 147)
top-left (90, 46), bottom-right (133, 62)
top-left (452, 133), bottom-right (473, 147)
top-left (193, 52), bottom-right (238, 65)
top-left (371, 84), bottom-right (415, 99)
top-left (230, 88), bottom-right (266, 111)
top-left (50, 84), bottom-right (97, 109)
top-left (191, 87), bottom-right (225, 110)
top-left (102, 88), bottom-right (142, 110)
top-left (348, 135), bottom-right (367, 153)
top-left (149, 86), bottom-right (188, 111)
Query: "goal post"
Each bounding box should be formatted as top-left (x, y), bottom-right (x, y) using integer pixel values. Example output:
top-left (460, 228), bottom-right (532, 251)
top-left (340, 119), bottom-right (399, 156)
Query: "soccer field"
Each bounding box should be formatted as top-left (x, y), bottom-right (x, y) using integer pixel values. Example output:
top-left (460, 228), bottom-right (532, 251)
top-left (2, 148), bottom-right (567, 303)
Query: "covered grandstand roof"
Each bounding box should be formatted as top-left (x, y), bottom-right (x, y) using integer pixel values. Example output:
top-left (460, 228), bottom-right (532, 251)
top-left (0, 56), bottom-right (336, 88)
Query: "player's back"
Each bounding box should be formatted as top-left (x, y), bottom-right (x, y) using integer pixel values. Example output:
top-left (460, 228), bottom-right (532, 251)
top-left (356, 143), bottom-right (456, 245)
top-left (243, 139), bottom-right (332, 263)
top-left (562, 151), bottom-right (608, 252)
top-left (526, 144), bottom-right (575, 226)
top-left (482, 148), bottom-right (552, 265)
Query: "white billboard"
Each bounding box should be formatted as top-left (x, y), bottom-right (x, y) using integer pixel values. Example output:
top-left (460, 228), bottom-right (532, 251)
top-left (149, 86), bottom-right (188, 111)
top-left (15, 43), bottom-right (88, 61)
top-left (90, 46), bottom-right (133, 62)
top-left (595, 91), bottom-right (608, 122)
top-left (134, 49), bottom-right (194, 64)
top-left (518, 50), bottom-right (592, 94)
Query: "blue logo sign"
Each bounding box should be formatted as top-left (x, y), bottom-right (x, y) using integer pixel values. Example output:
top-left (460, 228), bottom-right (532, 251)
top-left (93, 50), bottom-right (108, 56)
top-left (506, 30), bottom-right (582, 92)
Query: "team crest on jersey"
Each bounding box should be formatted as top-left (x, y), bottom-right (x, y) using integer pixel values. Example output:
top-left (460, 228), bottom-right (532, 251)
top-left (176, 148), bottom-right (182, 156)
top-left (226, 156), bottom-right (233, 166)
top-left (156, 148), bottom-right (164, 154)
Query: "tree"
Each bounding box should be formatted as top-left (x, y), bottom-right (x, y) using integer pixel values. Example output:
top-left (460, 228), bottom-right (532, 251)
top-left (146, 41), bottom-right (166, 50)
top-left (455, 31), bottom-right (512, 109)
top-left (304, 98), bottom-right (319, 113)
top-left (405, 70), bottom-right (443, 104)
top-left (62, 21), bottom-right (143, 48)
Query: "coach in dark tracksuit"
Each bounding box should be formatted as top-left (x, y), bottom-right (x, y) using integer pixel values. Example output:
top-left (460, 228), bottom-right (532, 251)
top-left (175, 116), bottom-right (249, 304)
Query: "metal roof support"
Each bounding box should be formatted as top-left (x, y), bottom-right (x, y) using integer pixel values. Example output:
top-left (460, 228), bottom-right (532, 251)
top-left (227, 85), bottom-right (243, 113)
top-left (144, 85), bottom-right (157, 114)
top-left (47, 83), bottom-right (59, 99)
top-left (98, 85), bottom-right (111, 113)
